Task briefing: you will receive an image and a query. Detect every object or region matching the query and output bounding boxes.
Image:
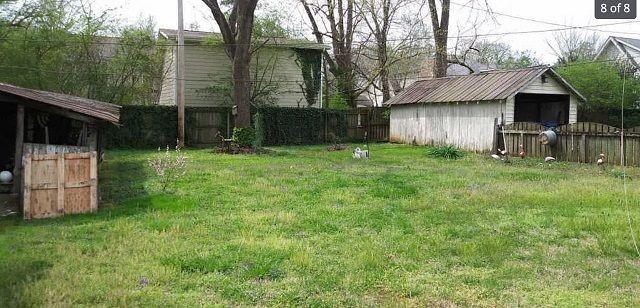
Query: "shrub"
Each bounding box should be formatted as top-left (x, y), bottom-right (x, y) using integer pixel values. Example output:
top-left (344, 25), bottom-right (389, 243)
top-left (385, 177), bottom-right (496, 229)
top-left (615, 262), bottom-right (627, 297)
top-left (253, 106), bottom-right (347, 146)
top-left (148, 141), bottom-right (187, 191)
top-left (233, 127), bottom-right (256, 148)
top-left (328, 92), bottom-right (350, 110)
top-left (427, 145), bottom-right (464, 159)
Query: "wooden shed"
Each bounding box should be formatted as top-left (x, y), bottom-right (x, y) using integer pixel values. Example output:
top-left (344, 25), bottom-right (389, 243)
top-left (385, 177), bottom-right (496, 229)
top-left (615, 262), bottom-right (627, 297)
top-left (385, 66), bottom-right (586, 151)
top-left (0, 83), bottom-right (120, 219)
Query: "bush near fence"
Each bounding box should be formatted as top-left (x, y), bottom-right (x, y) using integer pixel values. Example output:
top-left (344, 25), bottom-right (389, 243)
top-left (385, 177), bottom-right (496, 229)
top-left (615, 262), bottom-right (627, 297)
top-left (104, 105), bottom-right (349, 148)
top-left (254, 106), bottom-right (347, 146)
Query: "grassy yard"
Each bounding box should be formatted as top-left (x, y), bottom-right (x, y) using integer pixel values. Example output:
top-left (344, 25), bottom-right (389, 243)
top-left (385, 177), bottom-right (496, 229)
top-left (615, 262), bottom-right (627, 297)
top-left (1, 144), bottom-right (639, 306)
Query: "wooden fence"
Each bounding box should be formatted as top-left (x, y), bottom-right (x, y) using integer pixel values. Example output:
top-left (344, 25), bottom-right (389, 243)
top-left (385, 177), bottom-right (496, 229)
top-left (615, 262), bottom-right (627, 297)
top-left (346, 107), bottom-right (390, 142)
top-left (499, 122), bottom-right (640, 166)
top-left (23, 151), bottom-right (97, 219)
top-left (188, 108), bottom-right (231, 147)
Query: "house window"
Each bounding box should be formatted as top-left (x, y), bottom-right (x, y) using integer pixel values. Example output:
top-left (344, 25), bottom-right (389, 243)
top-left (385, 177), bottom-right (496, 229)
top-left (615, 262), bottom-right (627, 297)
top-left (541, 75), bottom-right (548, 84)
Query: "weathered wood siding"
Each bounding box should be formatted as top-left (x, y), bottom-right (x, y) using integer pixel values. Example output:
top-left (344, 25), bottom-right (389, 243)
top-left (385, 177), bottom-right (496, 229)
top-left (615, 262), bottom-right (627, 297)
top-left (390, 101), bottom-right (504, 151)
top-left (159, 44), bottom-right (311, 108)
top-left (22, 152), bottom-right (98, 219)
top-left (521, 72), bottom-right (569, 95)
top-left (501, 122), bottom-right (640, 166)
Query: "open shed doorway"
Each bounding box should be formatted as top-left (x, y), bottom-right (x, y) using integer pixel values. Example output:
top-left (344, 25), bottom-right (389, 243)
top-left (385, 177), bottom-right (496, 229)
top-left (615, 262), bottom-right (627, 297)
top-left (0, 104), bottom-right (16, 179)
top-left (514, 93), bottom-right (570, 127)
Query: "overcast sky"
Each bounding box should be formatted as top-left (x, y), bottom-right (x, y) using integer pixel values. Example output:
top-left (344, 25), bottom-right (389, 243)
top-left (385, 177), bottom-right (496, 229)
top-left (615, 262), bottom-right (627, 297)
top-left (97, 0), bottom-right (640, 63)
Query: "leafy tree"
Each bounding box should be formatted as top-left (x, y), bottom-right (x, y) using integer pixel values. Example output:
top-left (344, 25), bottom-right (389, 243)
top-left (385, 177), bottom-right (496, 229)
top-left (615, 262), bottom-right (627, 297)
top-left (0, 0), bottom-right (165, 105)
top-left (556, 61), bottom-right (640, 109)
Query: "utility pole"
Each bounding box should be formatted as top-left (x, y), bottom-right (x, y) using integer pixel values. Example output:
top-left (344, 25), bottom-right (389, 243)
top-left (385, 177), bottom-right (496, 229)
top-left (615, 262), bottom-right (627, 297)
top-left (176, 0), bottom-right (186, 147)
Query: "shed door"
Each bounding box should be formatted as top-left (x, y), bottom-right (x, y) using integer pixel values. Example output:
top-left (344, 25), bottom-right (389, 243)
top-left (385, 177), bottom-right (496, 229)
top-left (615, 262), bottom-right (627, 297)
top-left (23, 152), bottom-right (97, 219)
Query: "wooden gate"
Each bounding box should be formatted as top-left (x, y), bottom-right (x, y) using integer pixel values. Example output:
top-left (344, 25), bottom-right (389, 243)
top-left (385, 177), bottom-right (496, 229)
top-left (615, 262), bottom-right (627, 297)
top-left (23, 152), bottom-right (97, 219)
top-left (346, 108), bottom-right (390, 142)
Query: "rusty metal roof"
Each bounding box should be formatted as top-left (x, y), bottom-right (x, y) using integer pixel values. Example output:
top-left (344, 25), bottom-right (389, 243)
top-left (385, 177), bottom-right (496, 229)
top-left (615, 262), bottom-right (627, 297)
top-left (0, 83), bottom-right (120, 124)
top-left (386, 66), bottom-right (586, 106)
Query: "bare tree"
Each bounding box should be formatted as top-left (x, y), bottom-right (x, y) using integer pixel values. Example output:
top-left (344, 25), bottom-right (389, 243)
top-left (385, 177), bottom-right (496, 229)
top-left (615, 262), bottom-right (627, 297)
top-left (427, 0), bottom-right (450, 78)
top-left (357, 0), bottom-right (429, 102)
top-left (547, 30), bottom-right (601, 65)
top-left (300, 0), bottom-right (360, 107)
top-left (201, 0), bottom-right (258, 128)
top-left (427, 0), bottom-right (492, 78)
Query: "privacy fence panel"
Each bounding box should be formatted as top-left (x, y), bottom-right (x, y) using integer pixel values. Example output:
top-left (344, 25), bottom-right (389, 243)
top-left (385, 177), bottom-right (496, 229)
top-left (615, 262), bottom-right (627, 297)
top-left (346, 108), bottom-right (389, 142)
top-left (23, 152), bottom-right (97, 219)
top-left (500, 122), bottom-right (640, 166)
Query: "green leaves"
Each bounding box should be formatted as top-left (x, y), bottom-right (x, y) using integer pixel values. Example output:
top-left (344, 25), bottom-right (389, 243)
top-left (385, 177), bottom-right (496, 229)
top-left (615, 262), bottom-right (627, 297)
top-left (556, 61), bottom-right (640, 110)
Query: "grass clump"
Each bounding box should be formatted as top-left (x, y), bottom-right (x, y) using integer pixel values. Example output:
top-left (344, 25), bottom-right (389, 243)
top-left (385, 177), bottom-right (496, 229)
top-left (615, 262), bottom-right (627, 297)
top-left (427, 145), bottom-right (465, 159)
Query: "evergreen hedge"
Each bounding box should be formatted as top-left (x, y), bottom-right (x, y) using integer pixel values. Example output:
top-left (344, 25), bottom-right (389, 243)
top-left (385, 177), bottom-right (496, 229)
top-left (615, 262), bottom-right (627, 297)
top-left (254, 106), bottom-right (347, 146)
top-left (104, 105), bottom-right (347, 148)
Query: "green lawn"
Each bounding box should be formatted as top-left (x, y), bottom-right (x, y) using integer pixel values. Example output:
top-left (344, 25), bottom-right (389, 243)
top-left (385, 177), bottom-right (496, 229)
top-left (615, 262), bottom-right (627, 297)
top-left (1, 144), bottom-right (639, 306)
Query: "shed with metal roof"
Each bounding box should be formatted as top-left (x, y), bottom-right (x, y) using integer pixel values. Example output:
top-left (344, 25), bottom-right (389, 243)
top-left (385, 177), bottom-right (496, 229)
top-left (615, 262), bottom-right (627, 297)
top-left (385, 66), bottom-right (586, 151)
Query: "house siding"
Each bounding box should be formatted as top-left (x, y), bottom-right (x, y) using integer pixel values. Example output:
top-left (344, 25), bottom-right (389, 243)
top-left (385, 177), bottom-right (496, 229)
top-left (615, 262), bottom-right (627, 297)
top-left (158, 47), bottom-right (177, 106)
top-left (159, 44), bottom-right (312, 108)
top-left (390, 101), bottom-right (504, 152)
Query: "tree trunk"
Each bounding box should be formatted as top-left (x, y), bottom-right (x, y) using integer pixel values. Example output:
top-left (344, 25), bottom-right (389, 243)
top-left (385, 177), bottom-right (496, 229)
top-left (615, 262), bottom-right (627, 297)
top-left (377, 39), bottom-right (391, 102)
top-left (233, 48), bottom-right (252, 127)
top-left (202, 0), bottom-right (257, 128)
top-left (428, 0), bottom-right (450, 78)
top-left (231, 0), bottom-right (256, 128)
top-left (433, 34), bottom-right (448, 78)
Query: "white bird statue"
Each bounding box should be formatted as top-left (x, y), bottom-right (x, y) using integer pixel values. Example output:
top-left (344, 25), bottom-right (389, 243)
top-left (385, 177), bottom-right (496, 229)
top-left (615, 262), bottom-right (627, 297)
top-left (353, 147), bottom-right (369, 159)
top-left (544, 157), bottom-right (556, 163)
top-left (597, 153), bottom-right (606, 169)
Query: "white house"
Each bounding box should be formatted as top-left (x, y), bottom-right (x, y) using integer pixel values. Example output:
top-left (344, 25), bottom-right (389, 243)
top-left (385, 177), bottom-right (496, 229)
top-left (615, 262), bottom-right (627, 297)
top-left (385, 66), bottom-right (586, 152)
top-left (157, 29), bottom-right (327, 108)
top-left (595, 36), bottom-right (640, 72)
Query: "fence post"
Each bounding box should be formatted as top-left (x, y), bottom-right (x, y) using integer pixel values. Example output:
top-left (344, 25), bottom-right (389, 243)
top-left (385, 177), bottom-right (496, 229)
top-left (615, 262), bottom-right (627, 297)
top-left (581, 134), bottom-right (587, 163)
top-left (492, 118), bottom-right (499, 153)
top-left (57, 154), bottom-right (65, 214)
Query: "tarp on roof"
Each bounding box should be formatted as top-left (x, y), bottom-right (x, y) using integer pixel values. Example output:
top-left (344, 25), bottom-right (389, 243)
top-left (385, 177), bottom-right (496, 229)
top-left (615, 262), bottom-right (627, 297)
top-left (386, 66), bottom-right (586, 106)
top-left (0, 82), bottom-right (120, 124)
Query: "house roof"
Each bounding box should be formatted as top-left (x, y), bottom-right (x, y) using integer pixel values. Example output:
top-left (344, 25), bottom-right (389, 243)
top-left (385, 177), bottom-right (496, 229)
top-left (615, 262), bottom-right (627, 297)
top-left (158, 29), bottom-right (328, 51)
top-left (596, 36), bottom-right (640, 62)
top-left (0, 82), bottom-right (120, 124)
top-left (385, 66), bottom-right (586, 106)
